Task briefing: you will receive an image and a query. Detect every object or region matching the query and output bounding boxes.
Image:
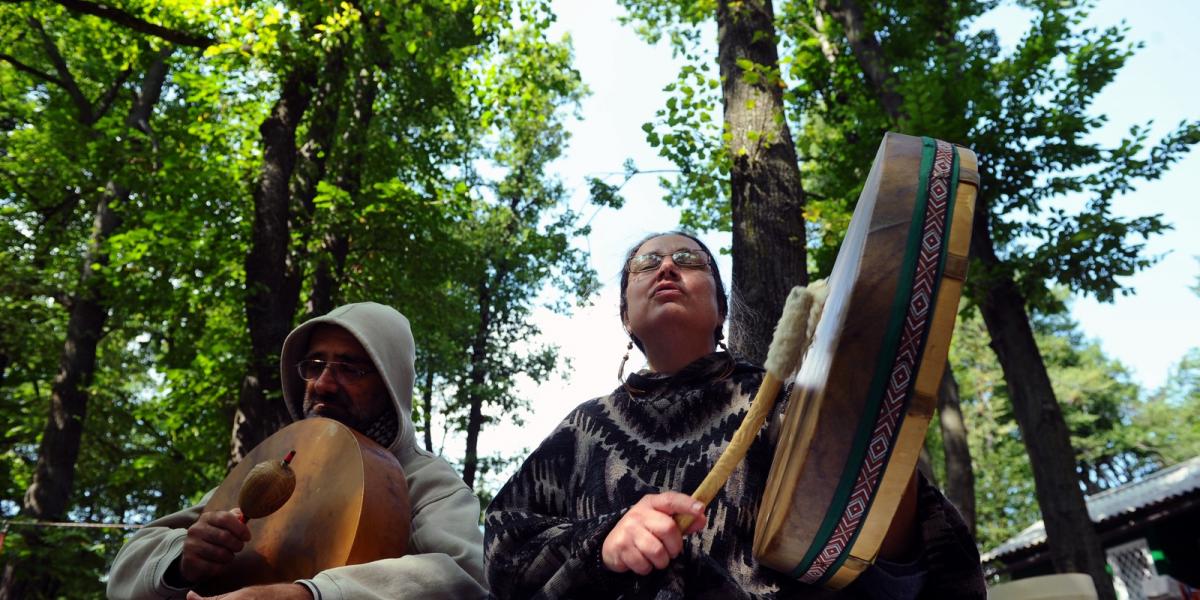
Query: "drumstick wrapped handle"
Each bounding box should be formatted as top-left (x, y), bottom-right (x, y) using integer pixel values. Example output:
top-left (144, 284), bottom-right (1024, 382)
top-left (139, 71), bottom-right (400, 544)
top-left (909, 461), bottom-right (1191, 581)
top-left (676, 282), bottom-right (827, 531)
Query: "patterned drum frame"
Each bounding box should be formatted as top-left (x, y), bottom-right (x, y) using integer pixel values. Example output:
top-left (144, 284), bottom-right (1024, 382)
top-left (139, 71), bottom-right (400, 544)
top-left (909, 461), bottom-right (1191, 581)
top-left (753, 133), bottom-right (979, 588)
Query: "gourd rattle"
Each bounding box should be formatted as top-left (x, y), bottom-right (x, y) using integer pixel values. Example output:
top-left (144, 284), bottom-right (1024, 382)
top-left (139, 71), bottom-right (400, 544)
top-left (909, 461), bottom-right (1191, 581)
top-left (237, 450), bottom-right (297, 523)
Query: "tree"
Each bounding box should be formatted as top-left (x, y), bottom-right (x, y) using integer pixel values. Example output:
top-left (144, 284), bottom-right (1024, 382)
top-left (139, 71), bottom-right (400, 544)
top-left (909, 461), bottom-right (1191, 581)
top-left (1036, 309), bottom-right (1157, 493)
top-left (1, 0), bottom-right (595, 594)
top-left (0, 0), bottom-right (261, 584)
top-left (224, 0), bottom-right (514, 461)
top-left (712, 0), bottom-right (809, 363)
top-left (619, 0), bottom-right (808, 364)
top-left (947, 304), bottom-right (1190, 553)
top-left (446, 6), bottom-right (596, 490)
top-left (943, 311), bottom-right (1033, 551)
top-left (0, 1), bottom-right (202, 594)
top-left (1133, 303), bottom-right (1200, 467)
top-left (937, 367), bottom-right (976, 534)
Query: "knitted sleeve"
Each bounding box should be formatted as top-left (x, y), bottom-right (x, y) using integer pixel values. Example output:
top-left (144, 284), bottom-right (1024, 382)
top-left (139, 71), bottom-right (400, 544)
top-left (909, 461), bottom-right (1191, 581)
top-left (914, 473), bottom-right (987, 600)
top-left (483, 407), bottom-right (640, 600)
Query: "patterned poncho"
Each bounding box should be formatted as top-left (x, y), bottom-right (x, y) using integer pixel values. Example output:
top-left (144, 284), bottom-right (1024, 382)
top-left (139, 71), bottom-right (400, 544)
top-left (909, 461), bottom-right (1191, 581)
top-left (483, 352), bottom-right (984, 599)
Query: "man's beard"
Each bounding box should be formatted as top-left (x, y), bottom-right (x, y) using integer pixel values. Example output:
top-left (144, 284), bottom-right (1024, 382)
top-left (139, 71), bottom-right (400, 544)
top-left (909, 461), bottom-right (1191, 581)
top-left (302, 388), bottom-right (398, 448)
top-left (303, 389), bottom-right (378, 433)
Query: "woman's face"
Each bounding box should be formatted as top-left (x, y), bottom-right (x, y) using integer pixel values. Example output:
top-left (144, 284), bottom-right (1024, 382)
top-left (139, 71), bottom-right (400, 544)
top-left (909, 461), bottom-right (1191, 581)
top-left (623, 234), bottom-right (722, 348)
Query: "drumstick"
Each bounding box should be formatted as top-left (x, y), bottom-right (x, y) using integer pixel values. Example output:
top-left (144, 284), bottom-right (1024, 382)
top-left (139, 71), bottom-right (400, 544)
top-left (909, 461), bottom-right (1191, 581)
top-left (676, 281), bottom-right (827, 532)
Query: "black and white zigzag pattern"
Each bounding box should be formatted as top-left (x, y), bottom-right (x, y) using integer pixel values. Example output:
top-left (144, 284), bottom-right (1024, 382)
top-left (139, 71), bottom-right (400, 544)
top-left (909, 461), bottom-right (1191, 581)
top-left (483, 353), bottom-right (984, 600)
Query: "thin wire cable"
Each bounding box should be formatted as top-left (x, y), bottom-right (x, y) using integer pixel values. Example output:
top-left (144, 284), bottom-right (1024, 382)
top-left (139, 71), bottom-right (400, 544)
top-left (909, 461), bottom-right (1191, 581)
top-left (1, 519), bottom-right (142, 530)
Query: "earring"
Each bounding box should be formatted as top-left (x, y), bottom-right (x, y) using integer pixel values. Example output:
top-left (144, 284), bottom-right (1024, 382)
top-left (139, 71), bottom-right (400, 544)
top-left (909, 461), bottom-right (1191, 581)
top-left (617, 341), bottom-right (633, 382)
top-left (619, 340), bottom-right (647, 396)
top-left (715, 340), bottom-right (735, 380)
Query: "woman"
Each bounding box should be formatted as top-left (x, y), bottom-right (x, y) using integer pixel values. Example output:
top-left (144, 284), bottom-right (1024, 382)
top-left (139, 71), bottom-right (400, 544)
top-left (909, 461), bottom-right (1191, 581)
top-left (483, 232), bottom-right (984, 599)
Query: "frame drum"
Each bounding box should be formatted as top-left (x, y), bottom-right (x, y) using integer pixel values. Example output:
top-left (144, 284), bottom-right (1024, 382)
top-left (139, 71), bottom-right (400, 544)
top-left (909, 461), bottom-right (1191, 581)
top-left (197, 417), bottom-right (411, 593)
top-left (753, 132), bottom-right (978, 588)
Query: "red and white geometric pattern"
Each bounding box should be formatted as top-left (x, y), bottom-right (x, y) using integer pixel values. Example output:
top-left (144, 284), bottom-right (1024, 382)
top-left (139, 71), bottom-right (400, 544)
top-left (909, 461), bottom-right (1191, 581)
top-left (800, 139), bottom-right (955, 584)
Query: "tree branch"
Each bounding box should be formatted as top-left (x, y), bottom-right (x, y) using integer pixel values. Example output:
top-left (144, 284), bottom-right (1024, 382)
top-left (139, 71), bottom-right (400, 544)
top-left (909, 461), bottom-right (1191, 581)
top-left (51, 0), bottom-right (215, 48)
top-left (814, 0), bottom-right (906, 122)
top-left (91, 66), bottom-right (133, 124)
top-left (0, 52), bottom-right (63, 86)
top-left (808, 3), bottom-right (839, 64)
top-left (28, 16), bottom-right (92, 122)
top-left (125, 47), bottom-right (172, 156)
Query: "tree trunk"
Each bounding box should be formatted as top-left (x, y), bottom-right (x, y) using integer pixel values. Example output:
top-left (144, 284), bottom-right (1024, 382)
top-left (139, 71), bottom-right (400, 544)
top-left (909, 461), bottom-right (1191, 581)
top-left (717, 0), bottom-right (808, 364)
top-left (938, 367), bottom-right (975, 535)
top-left (291, 44), bottom-right (347, 220)
top-left (972, 208), bottom-right (1115, 599)
top-left (917, 446), bottom-right (937, 486)
top-left (293, 44), bottom-right (347, 319)
top-left (0, 192), bottom-right (121, 600)
top-left (310, 66), bottom-right (376, 316)
top-left (461, 274), bottom-right (494, 490)
top-left (310, 234), bottom-right (350, 318)
top-left (234, 65), bottom-right (315, 464)
top-left (0, 51), bottom-right (171, 600)
top-left (422, 368), bottom-right (435, 453)
top-left (814, 0), bottom-right (905, 122)
top-left (22, 191), bottom-right (119, 521)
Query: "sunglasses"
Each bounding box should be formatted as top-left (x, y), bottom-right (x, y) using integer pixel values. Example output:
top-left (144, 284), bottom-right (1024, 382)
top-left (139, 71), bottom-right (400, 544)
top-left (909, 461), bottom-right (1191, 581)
top-left (296, 359), bottom-right (375, 384)
top-left (626, 249), bottom-right (710, 273)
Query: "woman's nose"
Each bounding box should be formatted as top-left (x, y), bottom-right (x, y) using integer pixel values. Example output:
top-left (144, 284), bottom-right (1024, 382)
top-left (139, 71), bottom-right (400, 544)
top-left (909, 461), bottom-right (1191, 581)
top-left (654, 256), bottom-right (682, 277)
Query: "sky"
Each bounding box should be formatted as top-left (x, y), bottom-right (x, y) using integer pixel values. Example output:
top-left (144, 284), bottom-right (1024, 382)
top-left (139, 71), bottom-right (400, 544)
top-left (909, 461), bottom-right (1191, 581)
top-left (470, 1), bottom-right (1200, 484)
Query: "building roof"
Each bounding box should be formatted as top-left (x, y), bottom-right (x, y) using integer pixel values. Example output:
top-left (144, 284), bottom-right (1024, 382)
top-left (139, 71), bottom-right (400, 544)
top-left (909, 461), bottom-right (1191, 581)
top-left (981, 455), bottom-right (1200, 562)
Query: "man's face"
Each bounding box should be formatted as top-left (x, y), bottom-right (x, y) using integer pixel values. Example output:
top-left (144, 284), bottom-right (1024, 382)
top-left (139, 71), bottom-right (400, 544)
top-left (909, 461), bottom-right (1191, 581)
top-left (301, 325), bottom-right (390, 433)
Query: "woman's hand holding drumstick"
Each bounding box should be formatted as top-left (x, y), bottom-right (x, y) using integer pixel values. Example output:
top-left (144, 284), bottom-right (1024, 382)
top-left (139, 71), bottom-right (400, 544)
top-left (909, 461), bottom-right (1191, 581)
top-left (601, 492), bottom-right (707, 575)
top-left (600, 281), bottom-right (826, 574)
top-left (675, 281), bottom-right (828, 532)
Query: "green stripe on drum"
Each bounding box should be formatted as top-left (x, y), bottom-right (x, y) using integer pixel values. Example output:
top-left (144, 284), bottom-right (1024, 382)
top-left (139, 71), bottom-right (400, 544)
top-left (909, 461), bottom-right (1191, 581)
top-left (789, 138), bottom-right (957, 582)
top-left (809, 139), bottom-right (960, 585)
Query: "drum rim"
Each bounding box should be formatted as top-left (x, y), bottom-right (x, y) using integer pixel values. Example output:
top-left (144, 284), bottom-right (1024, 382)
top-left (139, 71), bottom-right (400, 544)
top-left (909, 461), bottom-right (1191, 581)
top-left (795, 137), bottom-right (959, 584)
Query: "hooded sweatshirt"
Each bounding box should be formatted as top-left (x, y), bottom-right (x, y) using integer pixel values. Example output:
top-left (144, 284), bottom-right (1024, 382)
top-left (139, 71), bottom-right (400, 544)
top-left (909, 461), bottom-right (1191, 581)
top-left (107, 303), bottom-right (487, 600)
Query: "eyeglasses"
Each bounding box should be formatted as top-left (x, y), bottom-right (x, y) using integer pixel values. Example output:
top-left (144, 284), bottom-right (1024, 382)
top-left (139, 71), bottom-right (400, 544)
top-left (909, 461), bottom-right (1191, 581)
top-left (296, 359), bottom-right (375, 384)
top-left (626, 249), bottom-right (710, 273)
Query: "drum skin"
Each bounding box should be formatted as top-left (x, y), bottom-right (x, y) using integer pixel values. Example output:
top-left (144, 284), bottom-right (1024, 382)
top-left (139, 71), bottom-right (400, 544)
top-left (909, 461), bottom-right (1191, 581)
top-left (196, 417), bottom-right (411, 594)
top-left (753, 132), bottom-right (978, 588)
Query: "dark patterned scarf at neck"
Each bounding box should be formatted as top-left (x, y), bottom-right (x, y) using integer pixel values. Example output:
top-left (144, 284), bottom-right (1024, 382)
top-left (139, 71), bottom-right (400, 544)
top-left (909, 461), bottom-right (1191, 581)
top-left (361, 407), bottom-right (398, 449)
top-left (619, 351), bottom-right (741, 442)
top-left (624, 351), bottom-right (737, 396)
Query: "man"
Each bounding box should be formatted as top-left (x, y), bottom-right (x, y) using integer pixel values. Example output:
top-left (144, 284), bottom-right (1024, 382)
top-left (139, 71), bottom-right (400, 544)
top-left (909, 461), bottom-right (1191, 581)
top-left (108, 302), bottom-right (487, 599)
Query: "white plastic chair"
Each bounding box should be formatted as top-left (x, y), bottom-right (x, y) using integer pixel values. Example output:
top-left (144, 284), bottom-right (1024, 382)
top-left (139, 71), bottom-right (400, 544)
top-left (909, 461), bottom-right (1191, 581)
top-left (988, 573), bottom-right (1099, 600)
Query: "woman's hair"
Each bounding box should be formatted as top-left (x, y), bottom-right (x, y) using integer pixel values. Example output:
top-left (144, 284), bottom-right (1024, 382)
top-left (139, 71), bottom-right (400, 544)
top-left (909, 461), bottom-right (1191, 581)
top-left (619, 231), bottom-right (729, 353)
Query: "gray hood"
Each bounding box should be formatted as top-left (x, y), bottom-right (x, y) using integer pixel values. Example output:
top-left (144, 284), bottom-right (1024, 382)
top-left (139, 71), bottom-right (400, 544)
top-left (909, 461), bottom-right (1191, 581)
top-left (280, 302), bottom-right (417, 456)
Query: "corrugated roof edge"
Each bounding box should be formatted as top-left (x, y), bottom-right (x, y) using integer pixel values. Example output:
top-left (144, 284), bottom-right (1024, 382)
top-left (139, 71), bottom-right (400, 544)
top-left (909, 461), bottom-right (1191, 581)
top-left (980, 454), bottom-right (1200, 563)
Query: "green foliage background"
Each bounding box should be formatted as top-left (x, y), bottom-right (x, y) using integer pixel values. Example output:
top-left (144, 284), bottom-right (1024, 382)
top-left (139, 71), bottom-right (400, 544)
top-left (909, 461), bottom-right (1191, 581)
top-left (0, 0), bottom-right (596, 595)
top-left (1, 0), bottom-right (1198, 595)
